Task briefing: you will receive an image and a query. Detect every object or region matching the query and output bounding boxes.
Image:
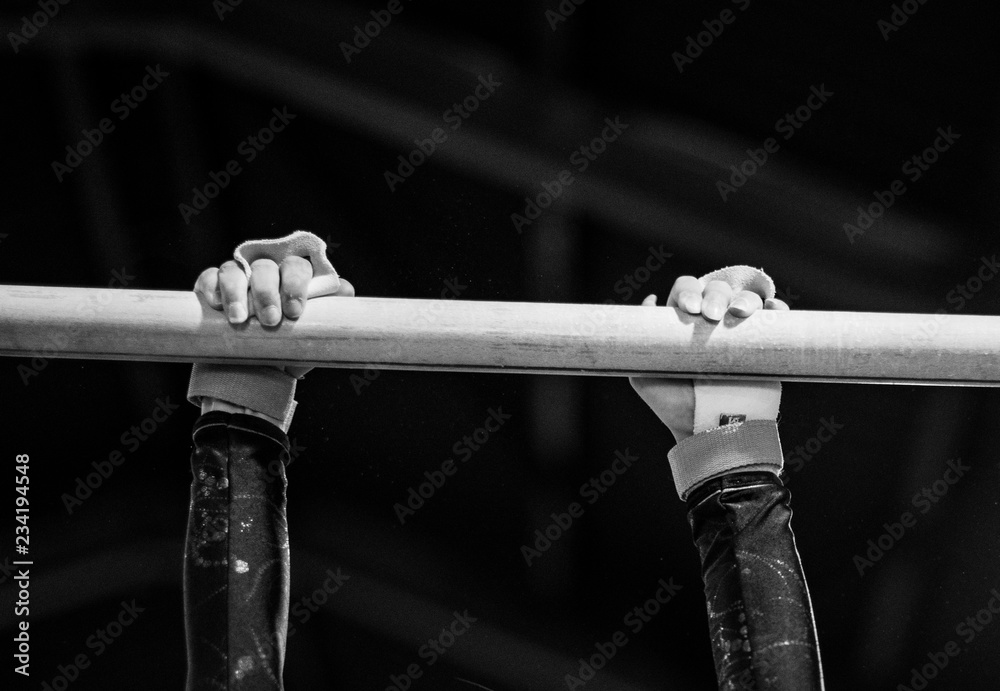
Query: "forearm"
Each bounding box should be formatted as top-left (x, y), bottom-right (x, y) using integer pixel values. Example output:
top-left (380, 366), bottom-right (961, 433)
top-left (677, 424), bottom-right (823, 690)
top-left (184, 411), bottom-right (292, 691)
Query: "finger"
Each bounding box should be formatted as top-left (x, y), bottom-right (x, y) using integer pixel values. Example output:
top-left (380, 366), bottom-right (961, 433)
top-left (666, 276), bottom-right (703, 314)
top-left (194, 268), bottom-right (223, 310)
top-left (334, 277), bottom-right (356, 297)
top-left (701, 280), bottom-right (733, 321)
top-left (218, 261), bottom-right (249, 323)
top-left (640, 293), bottom-right (657, 307)
top-left (249, 258), bottom-right (282, 326)
top-left (765, 297), bottom-right (790, 311)
top-left (279, 256), bottom-right (313, 319)
top-left (728, 289), bottom-right (764, 318)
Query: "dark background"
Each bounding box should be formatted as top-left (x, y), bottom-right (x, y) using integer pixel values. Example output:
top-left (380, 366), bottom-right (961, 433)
top-left (2, 0), bottom-right (1000, 689)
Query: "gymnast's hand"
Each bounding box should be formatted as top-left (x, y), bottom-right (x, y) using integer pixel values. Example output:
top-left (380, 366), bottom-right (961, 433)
top-left (194, 256), bottom-right (355, 378)
top-left (629, 275), bottom-right (788, 443)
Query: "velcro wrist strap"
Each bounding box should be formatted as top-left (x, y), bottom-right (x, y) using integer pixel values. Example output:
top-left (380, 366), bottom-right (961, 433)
top-left (187, 364), bottom-right (297, 430)
top-left (667, 419), bottom-right (784, 501)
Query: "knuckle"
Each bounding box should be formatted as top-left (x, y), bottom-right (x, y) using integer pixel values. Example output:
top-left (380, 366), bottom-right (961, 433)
top-left (251, 258), bottom-right (278, 272)
top-left (194, 268), bottom-right (216, 290)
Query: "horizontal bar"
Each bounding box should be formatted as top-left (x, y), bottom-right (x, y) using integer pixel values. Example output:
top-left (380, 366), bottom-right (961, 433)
top-left (0, 285), bottom-right (997, 385)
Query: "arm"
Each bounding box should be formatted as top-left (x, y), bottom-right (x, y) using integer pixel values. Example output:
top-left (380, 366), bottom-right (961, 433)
top-left (681, 430), bottom-right (823, 691)
top-left (184, 411), bottom-right (292, 690)
top-left (182, 231), bottom-right (353, 690)
top-left (630, 269), bottom-right (824, 691)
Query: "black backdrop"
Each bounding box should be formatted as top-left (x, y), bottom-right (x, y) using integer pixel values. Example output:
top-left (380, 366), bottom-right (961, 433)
top-left (2, 1), bottom-right (1000, 689)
